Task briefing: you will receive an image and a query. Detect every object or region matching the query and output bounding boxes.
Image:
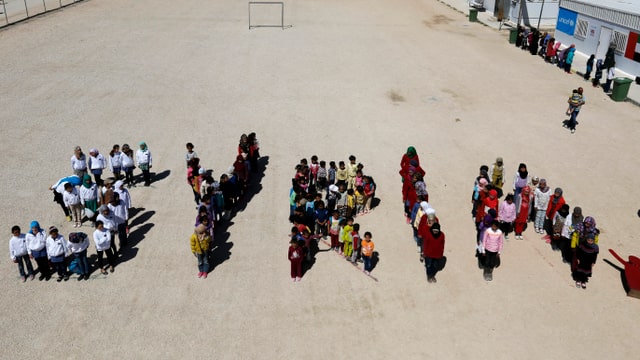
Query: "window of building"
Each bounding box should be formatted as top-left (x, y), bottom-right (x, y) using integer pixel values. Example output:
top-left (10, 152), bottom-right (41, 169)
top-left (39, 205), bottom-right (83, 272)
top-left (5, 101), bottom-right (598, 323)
top-left (612, 31), bottom-right (628, 55)
top-left (574, 19), bottom-right (588, 40)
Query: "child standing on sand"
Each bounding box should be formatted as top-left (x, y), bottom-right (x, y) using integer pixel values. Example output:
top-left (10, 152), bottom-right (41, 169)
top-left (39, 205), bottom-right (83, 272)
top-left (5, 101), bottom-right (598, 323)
top-left (314, 201), bottom-right (329, 238)
top-left (328, 161), bottom-right (337, 187)
top-left (185, 142), bottom-right (198, 167)
top-left (288, 238), bottom-right (304, 281)
top-left (191, 224), bottom-right (211, 279)
top-left (9, 225), bottom-right (34, 282)
top-left (63, 182), bottom-right (83, 228)
top-left (109, 144), bottom-right (123, 180)
top-left (480, 220), bottom-right (504, 281)
top-left (350, 224), bottom-right (361, 264)
top-left (121, 144), bottom-right (136, 188)
top-left (514, 186), bottom-right (531, 240)
top-left (309, 155), bottom-right (319, 188)
top-left (317, 161), bottom-right (328, 191)
top-left (342, 217), bottom-right (354, 258)
top-left (361, 232), bottom-right (375, 274)
top-left (329, 211), bottom-right (341, 251)
top-left (355, 186), bottom-right (365, 216)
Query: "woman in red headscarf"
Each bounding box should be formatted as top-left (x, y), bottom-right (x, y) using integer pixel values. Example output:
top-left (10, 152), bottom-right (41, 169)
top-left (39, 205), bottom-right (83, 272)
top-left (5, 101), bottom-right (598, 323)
top-left (514, 185), bottom-right (531, 240)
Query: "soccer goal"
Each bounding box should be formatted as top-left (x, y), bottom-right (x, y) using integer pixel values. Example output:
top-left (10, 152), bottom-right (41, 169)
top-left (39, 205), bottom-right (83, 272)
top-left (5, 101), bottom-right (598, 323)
top-left (248, 1), bottom-right (284, 30)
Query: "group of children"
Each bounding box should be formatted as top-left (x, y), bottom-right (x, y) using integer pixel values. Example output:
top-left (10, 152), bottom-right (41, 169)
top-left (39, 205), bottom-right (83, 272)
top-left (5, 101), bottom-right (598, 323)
top-left (186, 134), bottom-right (261, 279)
top-left (289, 155), bottom-right (377, 229)
top-left (472, 160), bottom-right (600, 287)
top-left (9, 218), bottom-right (122, 282)
top-left (401, 147), bottom-right (447, 283)
top-left (8, 143), bottom-right (149, 283)
top-left (287, 155), bottom-right (377, 281)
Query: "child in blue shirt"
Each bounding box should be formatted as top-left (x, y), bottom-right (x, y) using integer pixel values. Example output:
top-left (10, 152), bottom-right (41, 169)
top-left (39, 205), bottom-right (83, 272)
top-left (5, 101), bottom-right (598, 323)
top-left (314, 201), bottom-right (329, 237)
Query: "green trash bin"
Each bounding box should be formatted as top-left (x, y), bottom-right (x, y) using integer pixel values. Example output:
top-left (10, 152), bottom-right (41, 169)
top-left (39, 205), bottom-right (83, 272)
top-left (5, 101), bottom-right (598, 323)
top-left (469, 8), bottom-right (478, 22)
top-left (611, 77), bottom-right (633, 102)
top-left (509, 28), bottom-right (518, 44)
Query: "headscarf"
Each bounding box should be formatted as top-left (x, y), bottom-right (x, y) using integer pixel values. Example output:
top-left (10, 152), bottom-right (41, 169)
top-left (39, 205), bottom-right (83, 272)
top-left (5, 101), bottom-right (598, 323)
top-left (139, 142), bottom-right (147, 150)
top-left (538, 179), bottom-right (549, 192)
top-left (576, 216), bottom-right (598, 240)
top-left (558, 204), bottom-right (570, 218)
top-left (82, 174), bottom-right (92, 188)
top-left (420, 201), bottom-right (431, 212)
top-left (552, 188), bottom-right (563, 204)
top-left (406, 146), bottom-right (417, 158)
top-left (430, 223), bottom-right (442, 238)
top-left (478, 178), bottom-right (488, 190)
top-left (30, 221), bottom-right (41, 232)
top-left (114, 180), bottom-right (124, 190)
top-left (572, 207), bottom-right (584, 225)
top-left (518, 163), bottom-right (528, 179)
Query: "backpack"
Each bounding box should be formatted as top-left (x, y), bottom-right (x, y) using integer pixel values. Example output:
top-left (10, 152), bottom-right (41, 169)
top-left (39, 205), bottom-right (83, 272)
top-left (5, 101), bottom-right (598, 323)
top-left (68, 258), bottom-right (82, 274)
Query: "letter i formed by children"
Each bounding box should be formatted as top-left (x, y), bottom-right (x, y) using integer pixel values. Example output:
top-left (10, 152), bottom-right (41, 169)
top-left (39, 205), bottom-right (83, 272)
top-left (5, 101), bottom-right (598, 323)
top-left (288, 239), bottom-right (304, 282)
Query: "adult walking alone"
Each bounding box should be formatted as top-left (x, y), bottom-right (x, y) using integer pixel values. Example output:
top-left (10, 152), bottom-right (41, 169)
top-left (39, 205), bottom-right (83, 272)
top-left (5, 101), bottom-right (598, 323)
top-left (567, 87), bottom-right (585, 134)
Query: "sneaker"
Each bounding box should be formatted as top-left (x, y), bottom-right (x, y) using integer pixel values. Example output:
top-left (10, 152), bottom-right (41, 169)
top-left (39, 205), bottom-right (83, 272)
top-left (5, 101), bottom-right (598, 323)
top-left (575, 281), bottom-right (581, 288)
top-left (571, 129), bottom-right (575, 134)
top-left (198, 272), bottom-right (203, 278)
top-left (504, 235), bottom-right (509, 240)
top-left (486, 273), bottom-right (493, 281)
top-left (295, 277), bottom-right (301, 281)
top-left (20, 276), bottom-right (26, 282)
top-left (57, 276), bottom-right (63, 282)
top-left (63, 275), bottom-right (70, 281)
top-left (581, 282), bottom-right (587, 289)
top-left (38, 274), bottom-right (46, 281)
top-left (202, 273), bottom-right (208, 279)
top-left (78, 274), bottom-right (84, 281)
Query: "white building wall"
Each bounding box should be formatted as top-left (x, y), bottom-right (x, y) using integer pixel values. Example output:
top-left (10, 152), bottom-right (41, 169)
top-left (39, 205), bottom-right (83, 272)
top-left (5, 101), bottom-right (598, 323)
top-left (555, 12), bottom-right (640, 77)
top-left (508, 0), bottom-right (560, 28)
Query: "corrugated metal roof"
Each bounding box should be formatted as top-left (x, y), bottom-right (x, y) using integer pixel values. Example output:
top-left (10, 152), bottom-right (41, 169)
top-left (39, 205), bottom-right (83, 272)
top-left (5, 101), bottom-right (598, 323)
top-left (569, 0), bottom-right (640, 15)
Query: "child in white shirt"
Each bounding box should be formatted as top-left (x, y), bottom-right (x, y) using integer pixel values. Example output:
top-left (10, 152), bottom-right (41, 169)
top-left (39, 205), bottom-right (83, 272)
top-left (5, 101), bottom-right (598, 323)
top-left (63, 183), bottom-right (83, 228)
top-left (9, 225), bottom-right (34, 282)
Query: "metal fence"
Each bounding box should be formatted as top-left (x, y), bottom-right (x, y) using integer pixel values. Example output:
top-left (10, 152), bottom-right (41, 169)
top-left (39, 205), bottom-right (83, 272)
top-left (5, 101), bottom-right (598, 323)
top-left (1, 0), bottom-right (85, 28)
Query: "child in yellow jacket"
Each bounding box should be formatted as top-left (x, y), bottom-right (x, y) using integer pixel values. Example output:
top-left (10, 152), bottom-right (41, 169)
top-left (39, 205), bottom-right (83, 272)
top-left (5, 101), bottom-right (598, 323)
top-left (190, 223), bottom-right (211, 279)
top-left (342, 218), bottom-right (354, 258)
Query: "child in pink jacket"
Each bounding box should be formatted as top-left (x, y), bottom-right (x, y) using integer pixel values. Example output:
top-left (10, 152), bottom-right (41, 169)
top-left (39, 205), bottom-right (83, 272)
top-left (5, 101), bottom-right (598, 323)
top-left (481, 220), bottom-right (504, 281)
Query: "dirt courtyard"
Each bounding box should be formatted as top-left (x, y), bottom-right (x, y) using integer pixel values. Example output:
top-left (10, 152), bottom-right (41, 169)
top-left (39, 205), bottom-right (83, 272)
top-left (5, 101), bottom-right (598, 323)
top-left (1, 0), bottom-right (639, 358)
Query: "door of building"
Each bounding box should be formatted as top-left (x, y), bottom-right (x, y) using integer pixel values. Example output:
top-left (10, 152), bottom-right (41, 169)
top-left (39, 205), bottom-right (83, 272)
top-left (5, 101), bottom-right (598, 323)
top-left (596, 27), bottom-right (613, 60)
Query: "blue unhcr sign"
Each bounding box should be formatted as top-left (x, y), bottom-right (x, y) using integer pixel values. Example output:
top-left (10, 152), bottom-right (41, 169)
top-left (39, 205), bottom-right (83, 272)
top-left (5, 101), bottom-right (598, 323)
top-left (556, 8), bottom-right (578, 36)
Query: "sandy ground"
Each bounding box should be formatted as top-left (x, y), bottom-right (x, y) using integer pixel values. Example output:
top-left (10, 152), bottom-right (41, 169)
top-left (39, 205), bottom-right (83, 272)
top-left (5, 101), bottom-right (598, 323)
top-left (1, 0), bottom-right (639, 358)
